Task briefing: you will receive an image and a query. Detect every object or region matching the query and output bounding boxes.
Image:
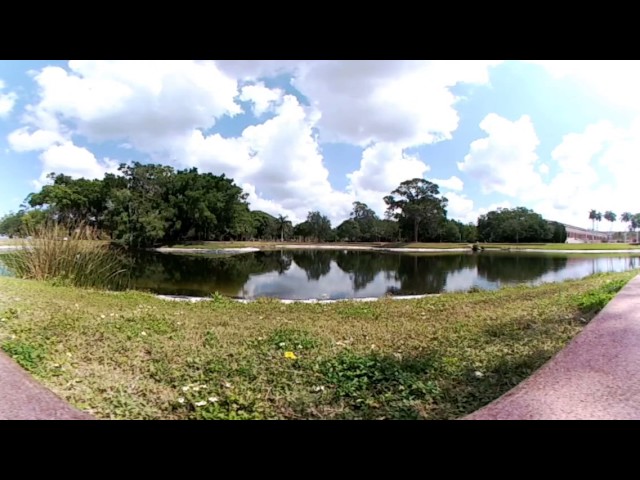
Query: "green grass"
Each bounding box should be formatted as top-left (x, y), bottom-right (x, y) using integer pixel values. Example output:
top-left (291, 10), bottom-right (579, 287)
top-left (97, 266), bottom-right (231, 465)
top-left (0, 271), bottom-right (636, 419)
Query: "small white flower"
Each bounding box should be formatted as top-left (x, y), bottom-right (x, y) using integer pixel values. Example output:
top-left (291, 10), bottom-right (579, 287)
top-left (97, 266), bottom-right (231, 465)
top-left (474, 371), bottom-right (484, 378)
top-left (195, 401), bottom-right (207, 407)
top-left (222, 381), bottom-right (232, 388)
top-left (100, 315), bottom-right (106, 319)
top-left (278, 342), bottom-right (286, 347)
top-left (297, 344), bottom-right (302, 349)
top-left (371, 344), bottom-right (377, 349)
top-left (192, 386), bottom-right (201, 392)
top-left (181, 386), bottom-right (190, 392)
top-left (66, 351), bottom-right (72, 357)
top-left (177, 322), bottom-right (181, 325)
top-left (312, 386), bottom-right (325, 393)
top-left (140, 331), bottom-right (147, 336)
top-left (177, 397), bottom-right (185, 404)
top-left (208, 396), bottom-right (219, 403)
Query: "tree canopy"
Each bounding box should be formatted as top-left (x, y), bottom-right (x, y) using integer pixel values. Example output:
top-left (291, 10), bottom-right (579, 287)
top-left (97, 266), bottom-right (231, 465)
top-left (2, 164), bottom-right (573, 246)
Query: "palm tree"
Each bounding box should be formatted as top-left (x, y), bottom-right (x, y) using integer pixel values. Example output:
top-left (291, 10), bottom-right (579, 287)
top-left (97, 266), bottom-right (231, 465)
top-left (633, 214), bottom-right (640, 244)
top-left (595, 211), bottom-right (602, 232)
top-left (589, 209), bottom-right (597, 231)
top-left (621, 212), bottom-right (633, 243)
top-left (276, 214), bottom-right (289, 242)
top-left (604, 211), bottom-right (616, 241)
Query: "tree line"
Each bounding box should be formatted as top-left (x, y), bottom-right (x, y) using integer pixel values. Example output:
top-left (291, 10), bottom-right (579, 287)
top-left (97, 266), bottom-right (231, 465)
top-left (1, 163), bottom-right (569, 246)
top-left (589, 209), bottom-right (640, 237)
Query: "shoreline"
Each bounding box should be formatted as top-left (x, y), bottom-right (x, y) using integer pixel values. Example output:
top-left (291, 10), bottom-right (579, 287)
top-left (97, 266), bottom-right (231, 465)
top-left (155, 244), bottom-right (640, 255)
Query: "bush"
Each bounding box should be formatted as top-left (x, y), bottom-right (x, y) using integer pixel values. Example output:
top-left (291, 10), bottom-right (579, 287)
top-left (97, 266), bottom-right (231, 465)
top-left (3, 222), bottom-right (130, 290)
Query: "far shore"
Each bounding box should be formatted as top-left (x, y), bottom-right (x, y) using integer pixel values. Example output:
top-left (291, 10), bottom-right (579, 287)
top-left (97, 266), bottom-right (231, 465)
top-left (3, 240), bottom-right (640, 255)
top-left (155, 241), bottom-right (640, 255)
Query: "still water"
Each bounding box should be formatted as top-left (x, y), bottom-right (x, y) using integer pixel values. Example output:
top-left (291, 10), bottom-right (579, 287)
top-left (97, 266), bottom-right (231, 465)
top-left (126, 250), bottom-right (640, 299)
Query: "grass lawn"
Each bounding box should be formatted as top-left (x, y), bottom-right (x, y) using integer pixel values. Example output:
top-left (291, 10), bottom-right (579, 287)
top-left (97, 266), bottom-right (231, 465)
top-left (0, 271), bottom-right (636, 419)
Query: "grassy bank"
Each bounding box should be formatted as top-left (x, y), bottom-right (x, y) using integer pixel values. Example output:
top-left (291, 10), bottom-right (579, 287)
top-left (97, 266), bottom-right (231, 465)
top-left (162, 241), bottom-right (640, 251)
top-left (0, 271), bottom-right (636, 419)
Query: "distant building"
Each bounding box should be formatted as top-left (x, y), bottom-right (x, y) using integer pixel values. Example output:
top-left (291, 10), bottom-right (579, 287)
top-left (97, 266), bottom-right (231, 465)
top-left (559, 223), bottom-right (608, 243)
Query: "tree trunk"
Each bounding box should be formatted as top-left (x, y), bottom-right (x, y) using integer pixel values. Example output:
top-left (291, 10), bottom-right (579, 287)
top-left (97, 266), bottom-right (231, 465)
top-left (414, 219), bottom-right (419, 243)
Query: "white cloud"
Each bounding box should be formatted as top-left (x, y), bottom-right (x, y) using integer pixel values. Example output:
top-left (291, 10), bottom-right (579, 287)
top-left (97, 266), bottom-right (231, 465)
top-left (0, 80), bottom-right (17, 117)
top-left (458, 113), bottom-right (543, 197)
top-left (290, 60), bottom-right (502, 147)
top-left (29, 60), bottom-right (242, 151)
top-left (239, 82), bottom-right (283, 116)
top-left (346, 142), bottom-right (430, 217)
top-left (445, 191), bottom-right (475, 223)
top-left (8, 127), bottom-right (66, 152)
top-left (527, 60), bottom-right (640, 113)
top-left (12, 60), bottom-right (512, 227)
top-left (173, 94), bottom-right (353, 225)
top-left (36, 141), bottom-right (119, 186)
top-left (526, 120), bottom-right (640, 230)
top-left (432, 175), bottom-right (463, 191)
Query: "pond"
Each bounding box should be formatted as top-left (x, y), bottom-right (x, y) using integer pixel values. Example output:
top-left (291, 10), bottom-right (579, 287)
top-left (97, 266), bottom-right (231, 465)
top-left (2, 249), bottom-right (639, 300)
top-left (125, 250), bottom-right (640, 299)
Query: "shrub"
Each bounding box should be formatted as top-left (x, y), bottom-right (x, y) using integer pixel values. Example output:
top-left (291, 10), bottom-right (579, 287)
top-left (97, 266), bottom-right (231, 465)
top-left (3, 222), bottom-right (130, 290)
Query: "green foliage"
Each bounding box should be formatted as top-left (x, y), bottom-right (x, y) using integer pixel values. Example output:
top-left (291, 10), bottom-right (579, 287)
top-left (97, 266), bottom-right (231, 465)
top-left (267, 327), bottom-right (320, 350)
top-left (384, 178), bottom-right (448, 243)
top-left (0, 211), bottom-right (26, 237)
top-left (22, 164), bottom-right (254, 248)
top-left (1, 340), bottom-right (45, 372)
top-left (306, 211), bottom-right (332, 242)
top-left (576, 278), bottom-right (627, 314)
top-left (549, 221), bottom-right (568, 243)
top-left (3, 223), bottom-right (129, 289)
top-left (317, 350), bottom-right (440, 418)
top-left (477, 207), bottom-right (553, 243)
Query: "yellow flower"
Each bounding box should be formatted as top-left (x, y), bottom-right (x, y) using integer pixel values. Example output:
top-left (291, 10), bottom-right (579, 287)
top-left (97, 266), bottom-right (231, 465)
top-left (284, 351), bottom-right (297, 360)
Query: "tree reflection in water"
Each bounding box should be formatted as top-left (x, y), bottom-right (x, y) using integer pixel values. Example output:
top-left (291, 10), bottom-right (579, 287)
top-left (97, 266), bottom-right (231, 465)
top-left (125, 250), bottom-right (640, 299)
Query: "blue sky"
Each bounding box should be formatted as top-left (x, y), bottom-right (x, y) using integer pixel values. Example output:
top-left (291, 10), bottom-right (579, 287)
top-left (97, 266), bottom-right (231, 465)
top-left (1, 60), bottom-right (637, 229)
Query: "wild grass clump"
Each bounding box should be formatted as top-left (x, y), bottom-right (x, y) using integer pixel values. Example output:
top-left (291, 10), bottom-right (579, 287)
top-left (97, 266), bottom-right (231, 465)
top-left (3, 222), bottom-right (130, 290)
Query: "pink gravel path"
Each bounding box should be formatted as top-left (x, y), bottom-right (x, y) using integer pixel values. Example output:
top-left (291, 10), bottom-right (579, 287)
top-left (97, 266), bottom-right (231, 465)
top-left (465, 274), bottom-right (640, 420)
top-left (0, 351), bottom-right (92, 420)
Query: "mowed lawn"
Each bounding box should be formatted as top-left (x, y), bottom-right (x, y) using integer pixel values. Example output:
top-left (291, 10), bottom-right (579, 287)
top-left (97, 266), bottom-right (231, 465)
top-left (0, 271), bottom-right (635, 419)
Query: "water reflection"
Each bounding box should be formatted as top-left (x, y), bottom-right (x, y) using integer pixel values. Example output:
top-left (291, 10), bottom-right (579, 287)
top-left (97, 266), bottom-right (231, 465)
top-left (122, 250), bottom-right (640, 299)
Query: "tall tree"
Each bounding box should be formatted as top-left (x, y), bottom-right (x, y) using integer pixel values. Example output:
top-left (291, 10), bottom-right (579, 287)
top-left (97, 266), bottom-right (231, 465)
top-left (350, 201), bottom-right (380, 241)
top-left (621, 212), bottom-right (634, 243)
top-left (276, 214), bottom-right (292, 242)
top-left (477, 207), bottom-right (553, 243)
top-left (595, 211), bottom-right (602, 231)
top-left (383, 178), bottom-right (447, 243)
top-left (633, 214), bottom-right (640, 244)
top-left (604, 211), bottom-right (617, 241)
top-left (589, 209), bottom-right (598, 231)
top-left (306, 211), bottom-right (332, 242)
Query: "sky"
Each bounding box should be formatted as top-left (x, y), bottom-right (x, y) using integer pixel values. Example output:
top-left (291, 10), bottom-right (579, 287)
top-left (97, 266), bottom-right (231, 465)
top-left (0, 60), bottom-right (638, 230)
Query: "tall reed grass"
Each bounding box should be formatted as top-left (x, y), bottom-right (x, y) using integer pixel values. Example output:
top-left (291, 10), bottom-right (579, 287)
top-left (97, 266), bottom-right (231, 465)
top-left (3, 223), bottom-right (130, 289)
